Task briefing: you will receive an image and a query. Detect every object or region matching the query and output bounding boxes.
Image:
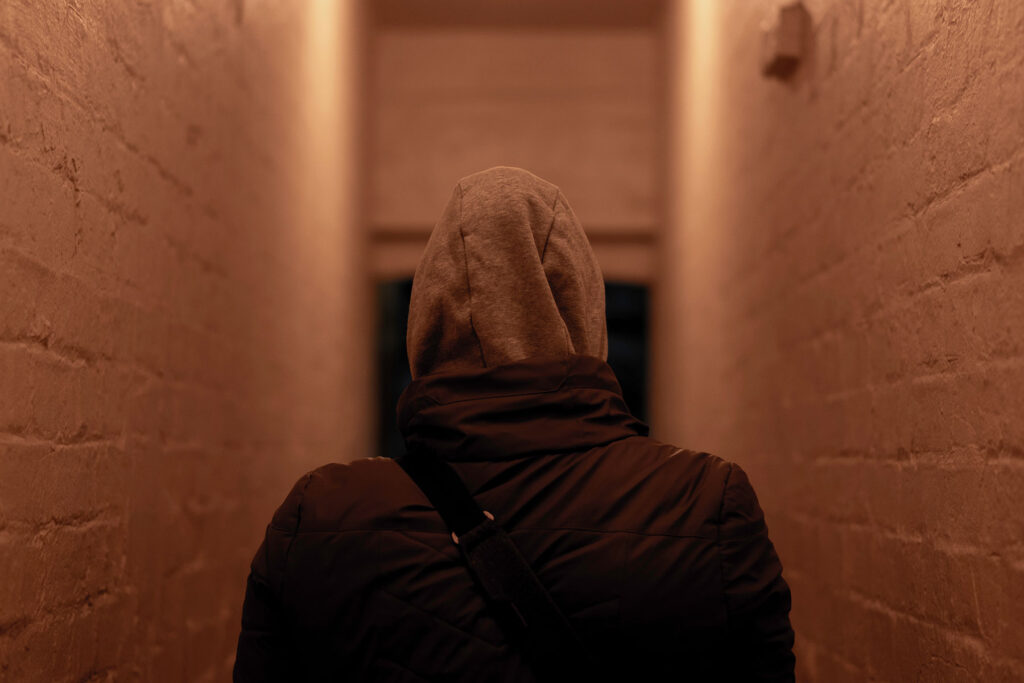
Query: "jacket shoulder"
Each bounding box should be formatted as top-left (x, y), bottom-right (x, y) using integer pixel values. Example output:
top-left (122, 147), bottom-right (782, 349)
top-left (667, 451), bottom-right (767, 535)
top-left (582, 438), bottom-right (738, 538)
top-left (717, 460), bottom-right (770, 538)
top-left (271, 458), bottom-right (419, 535)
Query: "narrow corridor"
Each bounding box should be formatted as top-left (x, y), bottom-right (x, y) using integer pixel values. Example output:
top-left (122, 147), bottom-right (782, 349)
top-left (0, 1), bottom-right (1022, 680)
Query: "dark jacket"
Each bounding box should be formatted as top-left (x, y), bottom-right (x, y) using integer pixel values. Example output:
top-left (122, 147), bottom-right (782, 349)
top-left (233, 355), bottom-right (795, 681)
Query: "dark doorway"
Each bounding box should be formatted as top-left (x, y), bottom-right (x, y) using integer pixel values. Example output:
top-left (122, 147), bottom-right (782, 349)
top-left (377, 280), bottom-right (648, 459)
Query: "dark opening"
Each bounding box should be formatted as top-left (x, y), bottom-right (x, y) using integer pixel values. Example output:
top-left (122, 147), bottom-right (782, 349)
top-left (377, 280), bottom-right (648, 459)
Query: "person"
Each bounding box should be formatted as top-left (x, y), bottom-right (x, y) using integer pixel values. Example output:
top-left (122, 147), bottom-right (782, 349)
top-left (233, 166), bottom-right (795, 681)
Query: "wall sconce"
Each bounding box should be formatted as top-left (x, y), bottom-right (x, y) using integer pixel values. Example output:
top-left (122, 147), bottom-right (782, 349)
top-left (761, 1), bottom-right (810, 79)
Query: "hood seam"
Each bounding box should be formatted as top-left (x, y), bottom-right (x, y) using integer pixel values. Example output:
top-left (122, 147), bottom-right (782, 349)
top-left (456, 181), bottom-right (487, 370)
top-left (539, 191), bottom-right (558, 263)
top-left (543, 192), bottom-right (575, 357)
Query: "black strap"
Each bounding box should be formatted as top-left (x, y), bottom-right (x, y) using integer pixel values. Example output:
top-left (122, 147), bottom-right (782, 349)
top-left (396, 450), bottom-right (600, 681)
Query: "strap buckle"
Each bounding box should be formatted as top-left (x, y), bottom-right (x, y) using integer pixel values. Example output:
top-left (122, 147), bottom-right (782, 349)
top-left (451, 510), bottom-right (494, 545)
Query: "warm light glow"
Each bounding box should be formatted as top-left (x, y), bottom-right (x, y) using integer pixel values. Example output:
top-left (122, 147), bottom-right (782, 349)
top-left (681, 0), bottom-right (721, 197)
top-left (302, 0), bottom-right (342, 185)
top-left (278, 0), bottom-right (371, 445)
top-left (289, 0), bottom-right (360, 281)
top-left (664, 0), bottom-right (724, 244)
top-left (653, 0), bottom-right (726, 441)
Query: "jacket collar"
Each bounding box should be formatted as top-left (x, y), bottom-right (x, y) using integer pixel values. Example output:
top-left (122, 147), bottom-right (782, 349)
top-left (397, 354), bottom-right (648, 461)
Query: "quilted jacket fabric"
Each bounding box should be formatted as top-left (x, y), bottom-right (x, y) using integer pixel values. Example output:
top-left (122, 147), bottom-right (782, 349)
top-left (233, 355), bottom-right (795, 682)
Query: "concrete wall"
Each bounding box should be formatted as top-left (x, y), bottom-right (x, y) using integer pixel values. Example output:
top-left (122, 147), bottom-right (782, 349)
top-left (656, 0), bottom-right (1024, 680)
top-left (0, 1), bottom-right (370, 680)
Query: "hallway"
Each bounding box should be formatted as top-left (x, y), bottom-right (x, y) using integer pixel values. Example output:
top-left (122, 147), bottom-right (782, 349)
top-left (1, 0), bottom-right (1022, 680)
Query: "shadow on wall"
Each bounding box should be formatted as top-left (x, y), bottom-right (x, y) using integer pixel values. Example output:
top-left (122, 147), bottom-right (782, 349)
top-left (377, 280), bottom-right (649, 459)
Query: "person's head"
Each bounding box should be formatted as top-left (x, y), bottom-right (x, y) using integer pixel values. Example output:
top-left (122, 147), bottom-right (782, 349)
top-left (407, 166), bottom-right (607, 379)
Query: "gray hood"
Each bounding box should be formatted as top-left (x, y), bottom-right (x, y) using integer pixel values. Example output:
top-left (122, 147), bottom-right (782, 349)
top-left (407, 166), bottom-right (607, 379)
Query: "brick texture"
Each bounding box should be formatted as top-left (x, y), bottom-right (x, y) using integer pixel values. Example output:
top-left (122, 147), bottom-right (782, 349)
top-left (657, 0), bottom-right (1024, 680)
top-left (0, 1), bottom-right (370, 680)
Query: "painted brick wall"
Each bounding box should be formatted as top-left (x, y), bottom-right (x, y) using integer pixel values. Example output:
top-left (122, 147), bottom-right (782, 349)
top-left (367, 26), bottom-right (661, 283)
top-left (657, 0), bottom-right (1024, 680)
top-left (0, 1), bottom-right (370, 680)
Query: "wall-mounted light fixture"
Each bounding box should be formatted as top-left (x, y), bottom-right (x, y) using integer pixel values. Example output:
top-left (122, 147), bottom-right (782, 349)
top-left (761, 1), bottom-right (810, 79)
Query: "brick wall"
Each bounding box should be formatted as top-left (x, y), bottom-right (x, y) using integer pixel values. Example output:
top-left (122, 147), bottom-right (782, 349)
top-left (367, 25), bottom-right (661, 283)
top-left (656, 0), bottom-right (1024, 680)
top-left (0, 1), bottom-right (370, 680)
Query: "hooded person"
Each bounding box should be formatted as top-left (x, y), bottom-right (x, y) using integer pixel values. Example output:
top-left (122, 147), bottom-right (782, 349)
top-left (233, 167), bottom-right (795, 682)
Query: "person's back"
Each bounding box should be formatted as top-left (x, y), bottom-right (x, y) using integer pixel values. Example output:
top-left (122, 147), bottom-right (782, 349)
top-left (234, 167), bottom-right (794, 681)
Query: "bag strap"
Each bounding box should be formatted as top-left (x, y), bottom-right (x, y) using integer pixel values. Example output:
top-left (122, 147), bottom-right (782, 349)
top-left (396, 450), bottom-right (599, 681)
